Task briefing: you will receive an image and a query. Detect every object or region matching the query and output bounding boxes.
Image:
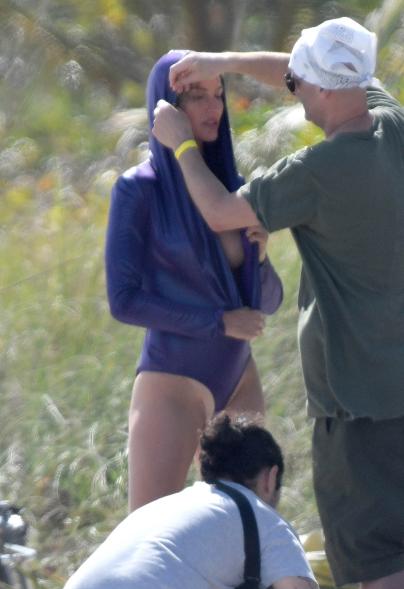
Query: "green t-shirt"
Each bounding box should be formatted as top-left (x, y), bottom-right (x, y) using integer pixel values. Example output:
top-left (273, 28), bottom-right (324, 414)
top-left (241, 87), bottom-right (404, 420)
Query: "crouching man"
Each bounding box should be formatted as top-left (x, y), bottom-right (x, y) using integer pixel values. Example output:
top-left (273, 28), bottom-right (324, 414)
top-left (64, 413), bottom-right (317, 589)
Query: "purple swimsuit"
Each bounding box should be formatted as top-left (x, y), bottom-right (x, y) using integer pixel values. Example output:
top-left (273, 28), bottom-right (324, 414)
top-left (105, 51), bottom-right (283, 410)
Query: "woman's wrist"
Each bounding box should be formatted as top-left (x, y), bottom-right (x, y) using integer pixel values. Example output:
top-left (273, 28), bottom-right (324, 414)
top-left (214, 308), bottom-right (225, 336)
top-left (259, 255), bottom-right (270, 268)
top-left (174, 139), bottom-right (198, 160)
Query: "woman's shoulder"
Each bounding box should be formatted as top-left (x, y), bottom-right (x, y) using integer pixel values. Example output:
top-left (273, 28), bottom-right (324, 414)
top-left (113, 160), bottom-right (159, 203)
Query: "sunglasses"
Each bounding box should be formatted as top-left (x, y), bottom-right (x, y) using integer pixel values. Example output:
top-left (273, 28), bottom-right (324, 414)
top-left (284, 72), bottom-right (296, 94)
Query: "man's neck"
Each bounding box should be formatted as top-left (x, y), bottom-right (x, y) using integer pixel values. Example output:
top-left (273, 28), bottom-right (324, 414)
top-left (325, 109), bottom-right (373, 139)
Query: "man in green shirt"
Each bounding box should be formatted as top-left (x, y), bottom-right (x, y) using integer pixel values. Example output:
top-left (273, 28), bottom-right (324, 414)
top-left (152, 16), bottom-right (404, 589)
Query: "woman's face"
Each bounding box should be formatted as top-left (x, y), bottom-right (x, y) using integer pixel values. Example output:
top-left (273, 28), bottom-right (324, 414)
top-left (177, 78), bottom-right (224, 144)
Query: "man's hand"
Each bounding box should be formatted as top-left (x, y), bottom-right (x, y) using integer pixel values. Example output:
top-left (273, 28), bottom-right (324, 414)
top-left (152, 100), bottom-right (194, 150)
top-left (169, 51), bottom-right (226, 93)
top-left (222, 308), bottom-right (266, 341)
top-left (246, 224), bottom-right (269, 263)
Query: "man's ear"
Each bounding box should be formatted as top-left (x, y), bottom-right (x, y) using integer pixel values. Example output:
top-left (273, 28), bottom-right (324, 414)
top-left (319, 87), bottom-right (332, 98)
top-left (255, 466), bottom-right (280, 507)
top-left (266, 465), bottom-right (281, 508)
top-left (267, 464), bottom-right (279, 496)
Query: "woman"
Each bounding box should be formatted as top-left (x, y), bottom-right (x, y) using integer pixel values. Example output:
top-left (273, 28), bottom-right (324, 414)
top-left (105, 51), bottom-right (283, 511)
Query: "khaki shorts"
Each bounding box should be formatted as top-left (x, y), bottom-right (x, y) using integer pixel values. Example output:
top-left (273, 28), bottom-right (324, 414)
top-left (312, 416), bottom-right (404, 586)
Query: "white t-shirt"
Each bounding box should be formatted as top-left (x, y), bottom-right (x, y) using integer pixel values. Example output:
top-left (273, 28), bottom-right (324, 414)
top-left (64, 481), bottom-right (317, 589)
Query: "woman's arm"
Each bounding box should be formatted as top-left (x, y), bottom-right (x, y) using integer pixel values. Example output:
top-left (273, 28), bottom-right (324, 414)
top-left (105, 174), bottom-right (223, 339)
top-left (152, 101), bottom-right (257, 231)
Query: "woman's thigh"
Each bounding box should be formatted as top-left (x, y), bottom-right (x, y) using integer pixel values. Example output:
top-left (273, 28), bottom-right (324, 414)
top-left (225, 357), bottom-right (265, 417)
top-left (128, 371), bottom-right (215, 511)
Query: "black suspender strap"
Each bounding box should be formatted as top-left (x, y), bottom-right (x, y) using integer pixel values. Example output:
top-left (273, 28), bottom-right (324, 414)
top-left (214, 481), bottom-right (261, 589)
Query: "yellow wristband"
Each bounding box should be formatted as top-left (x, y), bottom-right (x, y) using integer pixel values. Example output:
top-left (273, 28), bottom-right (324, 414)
top-left (174, 139), bottom-right (198, 160)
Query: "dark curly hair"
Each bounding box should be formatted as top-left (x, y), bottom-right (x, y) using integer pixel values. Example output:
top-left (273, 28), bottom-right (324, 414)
top-left (199, 412), bottom-right (284, 490)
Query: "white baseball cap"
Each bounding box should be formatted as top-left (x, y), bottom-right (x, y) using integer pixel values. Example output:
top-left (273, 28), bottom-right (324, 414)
top-left (289, 17), bottom-right (377, 89)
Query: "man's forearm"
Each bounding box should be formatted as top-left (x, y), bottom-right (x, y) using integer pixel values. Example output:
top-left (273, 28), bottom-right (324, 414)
top-left (169, 51), bottom-right (290, 94)
top-left (220, 51), bottom-right (290, 87)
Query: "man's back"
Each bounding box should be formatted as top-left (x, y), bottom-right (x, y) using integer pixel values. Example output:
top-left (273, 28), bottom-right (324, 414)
top-left (297, 86), bottom-right (404, 417)
top-left (301, 86), bottom-right (404, 290)
top-left (243, 85), bottom-right (404, 418)
top-left (64, 481), bottom-right (315, 589)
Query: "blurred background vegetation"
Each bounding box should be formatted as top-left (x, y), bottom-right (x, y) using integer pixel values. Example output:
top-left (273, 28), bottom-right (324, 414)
top-left (1, 0), bottom-right (403, 586)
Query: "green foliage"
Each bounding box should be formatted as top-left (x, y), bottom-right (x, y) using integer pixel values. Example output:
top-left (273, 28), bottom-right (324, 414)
top-left (228, 97), bottom-right (274, 135)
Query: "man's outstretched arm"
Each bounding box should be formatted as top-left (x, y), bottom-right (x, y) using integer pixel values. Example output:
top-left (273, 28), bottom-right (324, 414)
top-left (154, 50), bottom-right (293, 230)
top-left (169, 51), bottom-right (290, 93)
top-left (152, 100), bottom-right (258, 232)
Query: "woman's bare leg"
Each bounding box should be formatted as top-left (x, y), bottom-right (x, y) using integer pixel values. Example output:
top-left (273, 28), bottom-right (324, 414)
top-left (225, 357), bottom-right (265, 417)
top-left (128, 371), bottom-right (215, 512)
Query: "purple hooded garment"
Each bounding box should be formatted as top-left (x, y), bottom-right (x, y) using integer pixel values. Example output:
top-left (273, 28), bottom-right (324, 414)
top-left (105, 51), bottom-right (283, 410)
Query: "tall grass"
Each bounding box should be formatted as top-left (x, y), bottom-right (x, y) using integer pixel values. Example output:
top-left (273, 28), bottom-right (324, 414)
top-left (1, 219), bottom-right (319, 587)
top-left (0, 101), bottom-right (321, 586)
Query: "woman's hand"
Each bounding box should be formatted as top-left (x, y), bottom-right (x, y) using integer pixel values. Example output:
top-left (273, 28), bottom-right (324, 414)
top-left (222, 308), bottom-right (266, 341)
top-left (246, 224), bottom-right (269, 263)
top-left (152, 100), bottom-right (194, 150)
